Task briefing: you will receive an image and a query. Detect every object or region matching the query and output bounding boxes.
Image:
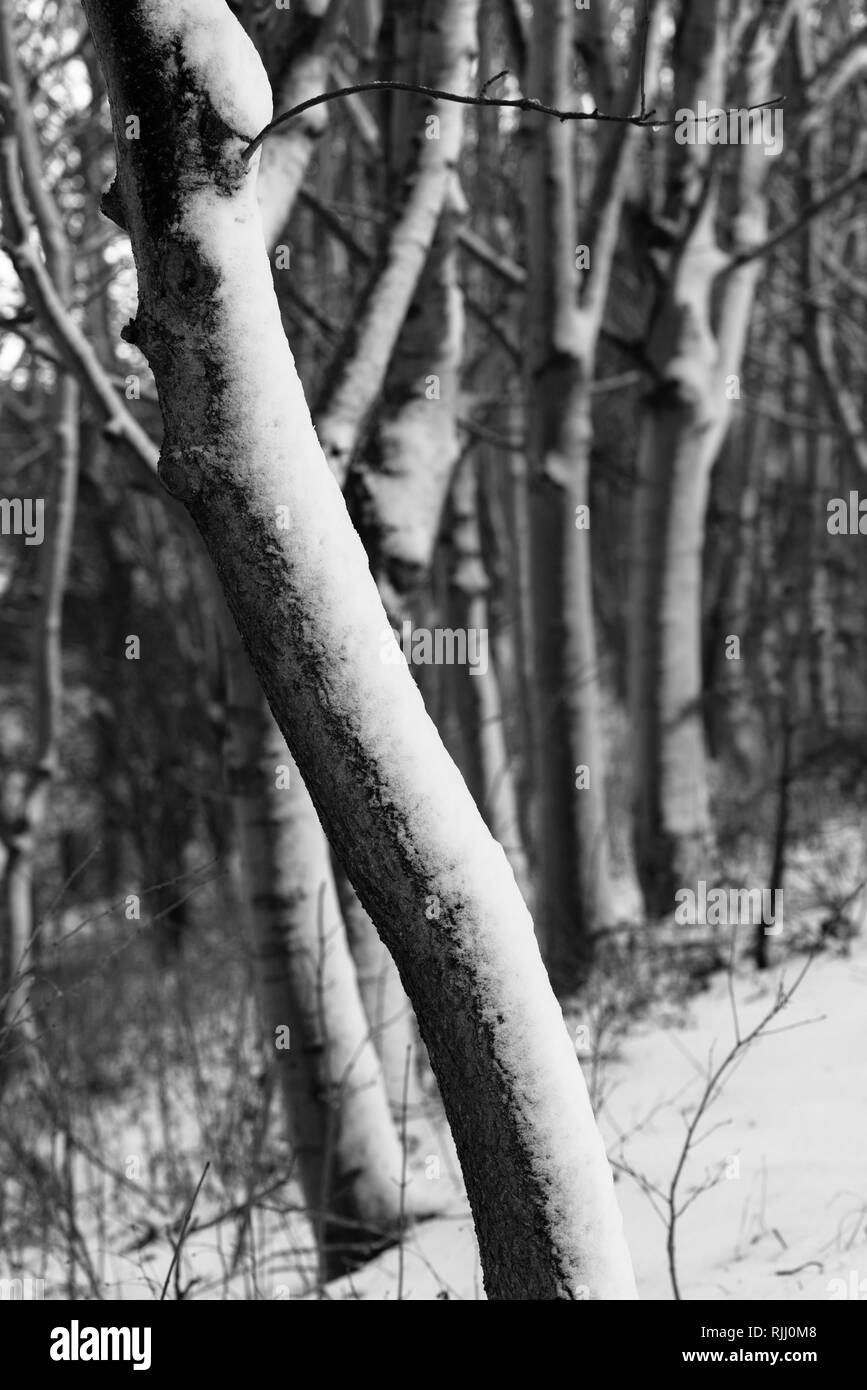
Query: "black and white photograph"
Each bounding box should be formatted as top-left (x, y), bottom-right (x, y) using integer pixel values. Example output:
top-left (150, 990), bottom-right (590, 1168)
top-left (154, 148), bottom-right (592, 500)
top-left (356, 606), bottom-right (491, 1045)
top-left (0, 0), bottom-right (865, 1339)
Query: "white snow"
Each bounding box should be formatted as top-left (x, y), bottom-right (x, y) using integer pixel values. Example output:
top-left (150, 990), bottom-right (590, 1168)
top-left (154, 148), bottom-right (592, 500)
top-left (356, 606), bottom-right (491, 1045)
top-left (10, 921), bottom-right (864, 1301)
top-left (141, 0), bottom-right (273, 138)
top-left (315, 934), bottom-right (867, 1299)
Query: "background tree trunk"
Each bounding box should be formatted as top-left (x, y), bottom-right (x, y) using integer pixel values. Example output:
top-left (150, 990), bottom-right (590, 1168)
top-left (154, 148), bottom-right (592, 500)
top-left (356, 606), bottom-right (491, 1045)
top-left (223, 626), bottom-right (424, 1278)
top-left (629, 1), bottom-right (774, 915)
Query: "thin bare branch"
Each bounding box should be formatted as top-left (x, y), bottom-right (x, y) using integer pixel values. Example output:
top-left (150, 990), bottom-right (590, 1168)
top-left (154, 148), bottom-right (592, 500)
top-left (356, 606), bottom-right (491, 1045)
top-left (243, 77), bottom-right (784, 161)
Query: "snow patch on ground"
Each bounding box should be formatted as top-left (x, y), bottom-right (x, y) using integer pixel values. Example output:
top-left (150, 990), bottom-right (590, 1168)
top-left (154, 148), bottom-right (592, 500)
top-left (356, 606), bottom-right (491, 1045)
top-left (318, 936), bottom-right (867, 1300)
top-left (12, 934), bottom-right (863, 1300)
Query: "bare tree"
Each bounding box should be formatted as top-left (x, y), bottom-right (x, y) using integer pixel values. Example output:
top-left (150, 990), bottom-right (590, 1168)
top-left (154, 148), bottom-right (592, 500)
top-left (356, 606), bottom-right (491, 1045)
top-left (522, 0), bottom-right (659, 978)
top-left (628, 0), bottom-right (777, 914)
top-left (0, 1), bottom-right (80, 1069)
top-left (80, 0), bottom-right (636, 1299)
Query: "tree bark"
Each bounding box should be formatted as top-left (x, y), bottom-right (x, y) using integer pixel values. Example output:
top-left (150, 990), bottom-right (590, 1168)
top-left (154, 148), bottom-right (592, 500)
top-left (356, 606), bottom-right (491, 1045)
top-left (522, 0), bottom-right (657, 977)
top-left (222, 623), bottom-right (426, 1277)
top-left (0, 8), bottom-right (80, 1070)
top-left (82, 0), bottom-right (635, 1299)
top-left (446, 452), bottom-right (530, 897)
top-left (255, 0), bottom-right (350, 251)
top-left (629, 1), bottom-right (774, 914)
top-left (313, 0), bottom-right (478, 482)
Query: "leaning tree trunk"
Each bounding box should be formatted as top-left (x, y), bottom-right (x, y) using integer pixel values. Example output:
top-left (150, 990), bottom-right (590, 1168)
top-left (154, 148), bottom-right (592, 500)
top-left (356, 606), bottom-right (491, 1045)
top-left (83, 0), bottom-right (635, 1299)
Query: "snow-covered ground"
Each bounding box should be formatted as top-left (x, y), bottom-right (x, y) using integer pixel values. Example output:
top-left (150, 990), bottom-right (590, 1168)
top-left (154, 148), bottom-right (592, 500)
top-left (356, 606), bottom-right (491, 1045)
top-left (317, 934), bottom-right (867, 1300)
top-left (8, 928), bottom-right (864, 1301)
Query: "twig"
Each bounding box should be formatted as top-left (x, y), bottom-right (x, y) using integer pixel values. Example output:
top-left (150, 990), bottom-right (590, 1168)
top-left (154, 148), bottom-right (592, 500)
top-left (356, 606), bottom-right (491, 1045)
top-left (639, 0), bottom-right (650, 120)
top-left (665, 955), bottom-right (815, 1298)
top-left (242, 80), bottom-right (784, 161)
top-left (479, 68), bottom-right (508, 99)
top-left (159, 1160), bottom-right (210, 1300)
top-left (726, 162), bottom-right (867, 272)
top-left (396, 1044), bottom-right (412, 1302)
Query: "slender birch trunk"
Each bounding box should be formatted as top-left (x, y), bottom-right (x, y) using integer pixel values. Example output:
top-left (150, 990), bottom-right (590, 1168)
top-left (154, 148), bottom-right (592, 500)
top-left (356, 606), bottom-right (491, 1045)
top-left (629, 1), bottom-right (775, 914)
top-left (332, 860), bottom-right (435, 1125)
top-left (222, 621), bottom-right (426, 1277)
top-left (314, 0), bottom-right (478, 482)
top-left (255, 0), bottom-right (350, 251)
top-left (0, 7), bottom-right (80, 1069)
top-left (523, 0), bottom-right (657, 977)
top-left (82, 0), bottom-right (636, 1299)
top-left (447, 453), bottom-right (530, 897)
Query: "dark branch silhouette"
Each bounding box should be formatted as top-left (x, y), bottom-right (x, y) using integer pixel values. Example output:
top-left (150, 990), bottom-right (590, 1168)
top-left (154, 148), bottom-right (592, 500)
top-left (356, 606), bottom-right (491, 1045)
top-left (242, 77), bottom-right (785, 161)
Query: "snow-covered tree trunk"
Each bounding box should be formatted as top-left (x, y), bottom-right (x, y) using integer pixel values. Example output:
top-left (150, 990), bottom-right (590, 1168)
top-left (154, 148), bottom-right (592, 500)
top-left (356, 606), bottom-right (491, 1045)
top-left (82, 0), bottom-right (635, 1299)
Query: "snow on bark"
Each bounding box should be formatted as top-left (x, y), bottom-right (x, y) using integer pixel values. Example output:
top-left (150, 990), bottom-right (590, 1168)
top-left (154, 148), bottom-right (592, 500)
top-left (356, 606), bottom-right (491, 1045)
top-left (82, 0), bottom-right (636, 1299)
top-left (149, 0), bottom-right (272, 137)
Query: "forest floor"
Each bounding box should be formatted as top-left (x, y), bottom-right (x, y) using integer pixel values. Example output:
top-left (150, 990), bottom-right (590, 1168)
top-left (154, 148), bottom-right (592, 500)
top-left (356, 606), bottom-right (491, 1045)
top-left (317, 929), bottom-right (867, 1301)
top-left (9, 891), bottom-right (866, 1301)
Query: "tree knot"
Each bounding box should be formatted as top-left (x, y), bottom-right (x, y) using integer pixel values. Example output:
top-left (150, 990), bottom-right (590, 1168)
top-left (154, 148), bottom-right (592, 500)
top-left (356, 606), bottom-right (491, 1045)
top-left (158, 446), bottom-right (205, 503)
